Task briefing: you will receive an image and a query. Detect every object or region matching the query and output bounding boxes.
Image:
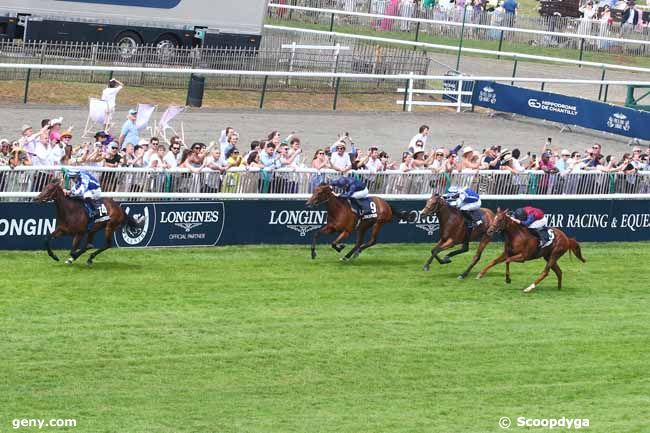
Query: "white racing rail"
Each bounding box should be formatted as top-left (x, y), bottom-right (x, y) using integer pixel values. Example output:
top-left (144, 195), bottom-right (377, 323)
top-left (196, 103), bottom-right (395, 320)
top-left (1, 166), bottom-right (649, 200)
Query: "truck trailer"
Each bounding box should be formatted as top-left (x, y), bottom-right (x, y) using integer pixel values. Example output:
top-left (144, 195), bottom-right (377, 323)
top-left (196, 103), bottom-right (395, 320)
top-left (0, 0), bottom-right (266, 51)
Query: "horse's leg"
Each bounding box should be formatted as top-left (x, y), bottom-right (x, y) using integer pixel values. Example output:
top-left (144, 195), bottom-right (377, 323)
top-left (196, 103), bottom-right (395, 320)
top-left (523, 255), bottom-right (558, 293)
top-left (355, 222), bottom-right (384, 257)
top-left (505, 261), bottom-right (511, 284)
top-left (331, 231), bottom-right (350, 253)
top-left (311, 225), bottom-right (334, 260)
top-left (442, 242), bottom-right (469, 264)
top-left (476, 250), bottom-right (508, 280)
top-left (86, 226), bottom-right (114, 266)
top-left (45, 227), bottom-right (64, 262)
top-left (551, 262), bottom-right (562, 290)
top-left (65, 234), bottom-right (83, 265)
top-left (458, 234), bottom-right (491, 280)
top-left (423, 238), bottom-right (455, 271)
top-left (344, 222), bottom-right (373, 261)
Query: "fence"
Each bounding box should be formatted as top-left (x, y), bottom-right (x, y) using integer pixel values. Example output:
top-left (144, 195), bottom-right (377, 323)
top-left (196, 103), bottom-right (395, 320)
top-left (0, 37), bottom-right (429, 92)
top-left (268, 0), bottom-right (650, 59)
top-left (2, 166), bottom-right (649, 200)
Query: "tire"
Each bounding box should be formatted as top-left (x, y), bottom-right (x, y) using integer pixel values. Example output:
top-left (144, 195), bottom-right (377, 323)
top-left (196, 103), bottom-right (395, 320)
top-left (115, 31), bottom-right (142, 59)
top-left (155, 34), bottom-right (179, 61)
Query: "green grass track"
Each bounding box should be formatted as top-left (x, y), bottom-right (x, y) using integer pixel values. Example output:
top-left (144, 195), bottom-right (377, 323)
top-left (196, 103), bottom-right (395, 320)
top-left (1, 242), bottom-right (648, 433)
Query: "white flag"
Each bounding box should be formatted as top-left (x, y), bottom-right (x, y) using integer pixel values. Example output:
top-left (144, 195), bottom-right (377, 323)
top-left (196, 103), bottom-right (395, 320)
top-left (136, 103), bottom-right (156, 130)
top-left (158, 105), bottom-right (185, 130)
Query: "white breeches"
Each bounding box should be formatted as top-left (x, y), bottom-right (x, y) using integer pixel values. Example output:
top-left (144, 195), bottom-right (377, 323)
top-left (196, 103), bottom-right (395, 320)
top-left (529, 216), bottom-right (548, 229)
top-left (82, 189), bottom-right (102, 200)
top-left (459, 200), bottom-right (481, 211)
top-left (351, 188), bottom-right (369, 199)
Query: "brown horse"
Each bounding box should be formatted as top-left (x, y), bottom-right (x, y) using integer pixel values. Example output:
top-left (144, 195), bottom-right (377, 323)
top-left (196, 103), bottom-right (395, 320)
top-left (36, 180), bottom-right (141, 265)
top-left (419, 193), bottom-right (495, 279)
top-left (476, 208), bottom-right (586, 293)
top-left (306, 184), bottom-right (406, 261)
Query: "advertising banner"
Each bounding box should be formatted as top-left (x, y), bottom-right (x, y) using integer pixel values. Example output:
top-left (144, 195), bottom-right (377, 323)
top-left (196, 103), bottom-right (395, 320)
top-left (0, 198), bottom-right (648, 250)
top-left (471, 81), bottom-right (650, 140)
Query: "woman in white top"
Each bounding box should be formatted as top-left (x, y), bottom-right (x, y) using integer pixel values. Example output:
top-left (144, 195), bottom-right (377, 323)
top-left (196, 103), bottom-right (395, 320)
top-left (312, 149), bottom-right (331, 170)
top-left (400, 152), bottom-right (415, 171)
top-left (101, 79), bottom-right (124, 113)
top-left (578, 1), bottom-right (596, 37)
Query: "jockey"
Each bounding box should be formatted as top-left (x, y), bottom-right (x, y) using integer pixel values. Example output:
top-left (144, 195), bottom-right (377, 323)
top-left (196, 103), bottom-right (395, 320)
top-left (330, 176), bottom-right (369, 216)
top-left (511, 206), bottom-right (550, 247)
top-left (63, 168), bottom-right (102, 221)
top-left (443, 186), bottom-right (483, 236)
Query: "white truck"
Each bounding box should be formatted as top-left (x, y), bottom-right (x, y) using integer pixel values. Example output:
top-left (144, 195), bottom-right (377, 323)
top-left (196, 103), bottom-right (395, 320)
top-left (0, 0), bottom-right (267, 50)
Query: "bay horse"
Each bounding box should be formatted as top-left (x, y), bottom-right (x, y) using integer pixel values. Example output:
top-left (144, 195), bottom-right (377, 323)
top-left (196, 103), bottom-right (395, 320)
top-left (476, 208), bottom-right (586, 293)
top-left (306, 183), bottom-right (408, 261)
top-left (419, 193), bottom-right (495, 279)
top-left (36, 180), bottom-right (141, 266)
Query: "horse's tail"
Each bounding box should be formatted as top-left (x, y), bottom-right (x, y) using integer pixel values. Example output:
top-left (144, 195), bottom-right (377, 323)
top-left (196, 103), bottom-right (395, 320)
top-left (568, 237), bottom-right (586, 263)
top-left (389, 205), bottom-right (417, 223)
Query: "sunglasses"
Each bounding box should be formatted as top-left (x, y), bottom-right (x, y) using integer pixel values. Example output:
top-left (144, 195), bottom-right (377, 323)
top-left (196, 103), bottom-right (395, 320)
top-left (192, 147), bottom-right (200, 151)
top-left (337, 147), bottom-right (345, 150)
top-left (172, 147), bottom-right (180, 151)
top-left (436, 153), bottom-right (443, 156)
top-left (233, 151), bottom-right (240, 154)
top-left (318, 152), bottom-right (325, 155)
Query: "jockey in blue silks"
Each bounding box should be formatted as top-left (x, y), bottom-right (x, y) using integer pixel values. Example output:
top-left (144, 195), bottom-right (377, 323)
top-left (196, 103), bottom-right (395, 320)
top-left (63, 168), bottom-right (103, 221)
top-left (443, 186), bottom-right (483, 237)
top-left (330, 176), bottom-right (369, 216)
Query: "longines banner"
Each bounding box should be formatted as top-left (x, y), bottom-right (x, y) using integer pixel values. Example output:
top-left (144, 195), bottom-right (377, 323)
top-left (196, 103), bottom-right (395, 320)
top-left (471, 81), bottom-right (650, 140)
top-left (0, 198), bottom-right (649, 250)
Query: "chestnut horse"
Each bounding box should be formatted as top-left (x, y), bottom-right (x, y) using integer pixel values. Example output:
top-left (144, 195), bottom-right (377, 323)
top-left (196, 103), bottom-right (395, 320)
top-left (476, 208), bottom-right (586, 293)
top-left (36, 180), bottom-right (141, 265)
top-left (419, 193), bottom-right (496, 279)
top-left (306, 184), bottom-right (407, 261)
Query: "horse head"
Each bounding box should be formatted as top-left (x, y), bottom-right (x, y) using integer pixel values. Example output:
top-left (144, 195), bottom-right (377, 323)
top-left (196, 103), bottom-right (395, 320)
top-left (36, 179), bottom-right (63, 203)
top-left (487, 207), bottom-right (510, 236)
top-left (420, 193), bottom-right (443, 216)
top-left (306, 183), bottom-right (333, 207)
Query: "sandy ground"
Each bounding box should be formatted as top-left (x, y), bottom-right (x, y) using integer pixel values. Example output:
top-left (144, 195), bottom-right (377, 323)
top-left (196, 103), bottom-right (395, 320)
top-left (0, 106), bottom-right (640, 159)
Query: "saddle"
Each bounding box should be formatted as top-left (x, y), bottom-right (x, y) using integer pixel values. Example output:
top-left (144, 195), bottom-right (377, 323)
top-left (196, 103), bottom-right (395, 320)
top-left (349, 197), bottom-right (377, 220)
top-left (81, 199), bottom-right (110, 228)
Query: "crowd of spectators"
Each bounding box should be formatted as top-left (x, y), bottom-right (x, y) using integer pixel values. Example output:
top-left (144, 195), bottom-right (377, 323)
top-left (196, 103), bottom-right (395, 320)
top-left (1, 116), bottom-right (648, 177)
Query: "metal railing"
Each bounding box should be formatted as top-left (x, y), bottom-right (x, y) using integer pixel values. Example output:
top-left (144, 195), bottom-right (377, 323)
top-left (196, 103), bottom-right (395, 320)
top-left (268, 0), bottom-right (650, 58)
top-left (0, 37), bottom-right (429, 91)
top-left (2, 166), bottom-right (648, 200)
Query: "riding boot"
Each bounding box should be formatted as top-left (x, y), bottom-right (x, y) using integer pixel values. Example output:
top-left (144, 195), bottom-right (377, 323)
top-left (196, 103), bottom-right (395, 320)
top-left (355, 200), bottom-right (364, 218)
top-left (84, 198), bottom-right (97, 220)
top-left (537, 228), bottom-right (549, 246)
top-left (464, 225), bottom-right (473, 243)
top-left (471, 210), bottom-right (483, 228)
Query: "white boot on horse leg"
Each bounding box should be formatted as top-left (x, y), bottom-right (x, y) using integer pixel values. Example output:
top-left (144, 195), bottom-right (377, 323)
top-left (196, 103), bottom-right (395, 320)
top-left (523, 283), bottom-right (536, 293)
top-left (65, 257), bottom-right (74, 265)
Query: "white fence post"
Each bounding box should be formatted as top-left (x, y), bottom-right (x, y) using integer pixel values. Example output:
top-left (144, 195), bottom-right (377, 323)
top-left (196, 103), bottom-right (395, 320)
top-left (407, 72), bottom-right (414, 113)
top-left (287, 41), bottom-right (296, 86)
top-left (457, 79), bottom-right (463, 113)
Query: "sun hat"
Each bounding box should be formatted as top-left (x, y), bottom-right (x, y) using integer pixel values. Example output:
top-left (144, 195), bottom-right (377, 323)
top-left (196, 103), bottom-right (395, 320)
top-left (462, 146), bottom-right (473, 155)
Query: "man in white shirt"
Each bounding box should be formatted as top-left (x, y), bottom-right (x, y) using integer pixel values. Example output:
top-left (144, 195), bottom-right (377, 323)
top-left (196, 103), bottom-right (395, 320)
top-left (101, 79), bottom-right (124, 114)
top-left (408, 124), bottom-right (430, 151)
top-left (163, 142), bottom-right (182, 168)
top-left (330, 142), bottom-right (352, 173)
top-left (32, 134), bottom-right (56, 166)
top-left (363, 147), bottom-right (384, 173)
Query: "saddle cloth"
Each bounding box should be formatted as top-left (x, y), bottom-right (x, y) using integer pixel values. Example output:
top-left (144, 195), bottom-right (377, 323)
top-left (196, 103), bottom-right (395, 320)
top-left (350, 198), bottom-right (378, 220)
top-left (542, 229), bottom-right (555, 249)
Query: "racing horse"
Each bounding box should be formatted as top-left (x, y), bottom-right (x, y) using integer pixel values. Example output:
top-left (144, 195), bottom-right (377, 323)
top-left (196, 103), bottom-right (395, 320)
top-left (476, 208), bottom-right (586, 293)
top-left (419, 193), bottom-right (496, 279)
top-left (306, 183), bottom-right (409, 261)
top-left (36, 179), bottom-right (141, 265)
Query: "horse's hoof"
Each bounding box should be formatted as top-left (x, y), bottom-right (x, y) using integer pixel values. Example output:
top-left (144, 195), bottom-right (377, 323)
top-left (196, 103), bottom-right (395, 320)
top-left (458, 273), bottom-right (467, 280)
top-left (506, 278), bottom-right (512, 284)
top-left (65, 258), bottom-right (74, 265)
top-left (476, 274), bottom-right (483, 280)
top-left (311, 251), bottom-right (317, 260)
top-left (340, 257), bottom-right (349, 263)
top-left (523, 284), bottom-right (536, 293)
top-left (86, 260), bottom-right (93, 267)
top-left (440, 257), bottom-right (452, 265)
top-left (423, 265), bottom-right (430, 272)
top-left (49, 255), bottom-right (59, 262)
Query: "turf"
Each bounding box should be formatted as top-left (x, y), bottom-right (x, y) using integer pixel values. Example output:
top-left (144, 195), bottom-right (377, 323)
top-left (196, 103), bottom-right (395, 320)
top-left (1, 242), bottom-right (649, 433)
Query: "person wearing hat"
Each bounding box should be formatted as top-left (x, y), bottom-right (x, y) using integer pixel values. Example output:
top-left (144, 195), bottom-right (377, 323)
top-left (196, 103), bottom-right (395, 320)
top-left (330, 141), bottom-right (352, 173)
top-left (329, 175), bottom-right (369, 217)
top-left (62, 167), bottom-right (103, 225)
top-left (510, 206), bottom-right (551, 248)
top-left (555, 149), bottom-right (571, 172)
top-left (460, 146), bottom-right (480, 171)
top-left (118, 108), bottom-right (140, 149)
top-left (442, 185), bottom-right (483, 240)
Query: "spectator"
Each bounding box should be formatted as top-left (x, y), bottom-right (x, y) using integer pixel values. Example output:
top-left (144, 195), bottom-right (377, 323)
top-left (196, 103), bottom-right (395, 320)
top-left (361, 147), bottom-right (385, 173)
top-left (48, 118), bottom-right (63, 143)
top-left (408, 124), bottom-right (429, 151)
top-left (60, 143), bottom-right (74, 166)
top-left (482, 145), bottom-right (501, 170)
top-left (148, 144), bottom-right (169, 169)
top-left (101, 79), bottom-right (124, 114)
top-left (203, 147), bottom-right (227, 193)
top-left (502, 0), bottom-right (517, 26)
top-left (218, 126), bottom-right (235, 149)
top-left (181, 142), bottom-right (206, 173)
top-left (408, 139), bottom-right (426, 155)
top-left (221, 131), bottom-right (239, 158)
top-left (246, 151), bottom-right (265, 169)
top-left (142, 137), bottom-right (157, 166)
top-left (276, 142), bottom-right (299, 168)
top-left (104, 142), bottom-right (123, 168)
top-left (267, 130), bottom-right (281, 148)
top-left (460, 146), bottom-right (480, 171)
top-left (630, 147), bottom-right (644, 170)
top-left (429, 148), bottom-right (446, 173)
top-left (0, 139), bottom-right (10, 166)
top-left (9, 142), bottom-right (32, 168)
top-left (288, 136), bottom-right (303, 167)
top-left (621, 1), bottom-right (640, 34)
top-left (444, 152), bottom-right (459, 173)
top-left (312, 149), bottom-right (331, 170)
top-left (400, 152), bottom-right (416, 171)
top-left (244, 140), bottom-right (261, 162)
top-left (555, 149), bottom-right (571, 172)
top-left (539, 151), bottom-right (558, 174)
top-left (118, 109), bottom-right (140, 148)
top-left (261, 143), bottom-right (281, 169)
top-left (330, 142), bottom-right (352, 173)
top-left (164, 140), bottom-right (182, 168)
top-left (412, 150), bottom-right (434, 169)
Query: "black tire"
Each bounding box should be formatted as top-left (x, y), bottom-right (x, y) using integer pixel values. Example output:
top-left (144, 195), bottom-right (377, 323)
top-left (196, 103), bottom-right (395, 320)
top-left (155, 34), bottom-right (179, 60)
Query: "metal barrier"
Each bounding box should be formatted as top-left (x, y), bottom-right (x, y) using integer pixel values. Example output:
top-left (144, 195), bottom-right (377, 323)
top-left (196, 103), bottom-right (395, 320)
top-left (1, 166), bottom-right (648, 200)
